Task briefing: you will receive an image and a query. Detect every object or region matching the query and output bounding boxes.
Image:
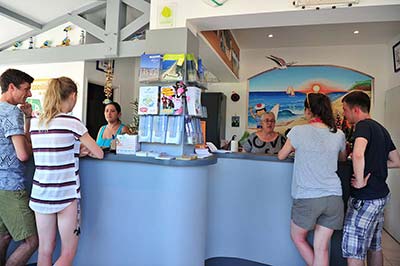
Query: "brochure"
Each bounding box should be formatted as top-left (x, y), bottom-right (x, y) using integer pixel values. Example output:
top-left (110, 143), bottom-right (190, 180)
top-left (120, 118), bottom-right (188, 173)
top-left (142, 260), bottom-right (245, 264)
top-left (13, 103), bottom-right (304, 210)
top-left (139, 54), bottom-right (162, 82)
top-left (138, 86), bottom-right (159, 115)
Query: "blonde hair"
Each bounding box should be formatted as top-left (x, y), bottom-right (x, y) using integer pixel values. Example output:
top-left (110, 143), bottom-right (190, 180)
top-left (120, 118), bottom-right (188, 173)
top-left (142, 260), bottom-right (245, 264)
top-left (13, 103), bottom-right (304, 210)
top-left (39, 77), bottom-right (77, 126)
top-left (261, 112), bottom-right (276, 121)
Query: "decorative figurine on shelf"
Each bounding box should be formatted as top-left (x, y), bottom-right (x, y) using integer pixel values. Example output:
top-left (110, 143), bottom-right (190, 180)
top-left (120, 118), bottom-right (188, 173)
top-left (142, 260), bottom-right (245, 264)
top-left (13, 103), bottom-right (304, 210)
top-left (13, 41), bottom-right (22, 50)
top-left (40, 40), bottom-right (52, 48)
top-left (28, 37), bottom-right (34, 49)
top-left (60, 25), bottom-right (72, 46)
top-left (79, 30), bottom-right (85, 45)
top-left (103, 61), bottom-right (114, 104)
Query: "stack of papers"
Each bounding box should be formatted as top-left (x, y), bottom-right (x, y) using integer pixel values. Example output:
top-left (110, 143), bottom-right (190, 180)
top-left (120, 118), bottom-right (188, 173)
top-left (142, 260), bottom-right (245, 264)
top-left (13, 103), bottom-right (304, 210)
top-left (195, 148), bottom-right (213, 159)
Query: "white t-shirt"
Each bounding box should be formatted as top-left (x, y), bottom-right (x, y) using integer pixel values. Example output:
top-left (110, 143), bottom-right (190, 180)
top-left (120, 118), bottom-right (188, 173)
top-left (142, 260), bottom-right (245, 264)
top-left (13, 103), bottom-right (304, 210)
top-left (29, 114), bottom-right (87, 214)
top-left (288, 124), bottom-right (346, 199)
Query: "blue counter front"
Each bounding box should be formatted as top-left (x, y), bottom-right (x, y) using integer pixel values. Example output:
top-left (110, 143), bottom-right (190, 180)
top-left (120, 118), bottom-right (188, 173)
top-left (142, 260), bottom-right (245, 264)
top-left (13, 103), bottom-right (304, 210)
top-left (10, 152), bottom-right (350, 266)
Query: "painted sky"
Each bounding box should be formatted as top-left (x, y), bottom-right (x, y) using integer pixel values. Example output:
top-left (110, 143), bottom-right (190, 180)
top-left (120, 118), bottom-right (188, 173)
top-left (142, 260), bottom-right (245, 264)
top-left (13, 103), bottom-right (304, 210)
top-left (249, 65), bottom-right (372, 92)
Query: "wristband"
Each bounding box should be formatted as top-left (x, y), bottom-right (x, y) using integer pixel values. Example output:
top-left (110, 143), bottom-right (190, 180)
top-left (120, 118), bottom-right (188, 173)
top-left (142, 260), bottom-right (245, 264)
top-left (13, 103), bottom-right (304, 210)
top-left (25, 116), bottom-right (33, 119)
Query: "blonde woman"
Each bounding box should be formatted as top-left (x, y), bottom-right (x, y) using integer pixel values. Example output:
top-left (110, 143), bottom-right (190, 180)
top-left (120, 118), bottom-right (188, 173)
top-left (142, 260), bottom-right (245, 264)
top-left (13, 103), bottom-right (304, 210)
top-left (29, 77), bottom-right (103, 266)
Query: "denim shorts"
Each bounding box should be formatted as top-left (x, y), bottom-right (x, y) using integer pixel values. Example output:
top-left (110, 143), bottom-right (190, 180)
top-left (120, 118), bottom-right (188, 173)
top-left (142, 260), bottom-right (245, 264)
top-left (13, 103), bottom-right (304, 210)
top-left (342, 195), bottom-right (389, 260)
top-left (291, 195), bottom-right (344, 230)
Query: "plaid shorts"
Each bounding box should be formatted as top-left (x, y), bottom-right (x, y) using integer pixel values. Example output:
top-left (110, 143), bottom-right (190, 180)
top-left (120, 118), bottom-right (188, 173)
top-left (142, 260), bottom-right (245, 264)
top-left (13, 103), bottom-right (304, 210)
top-left (342, 195), bottom-right (389, 260)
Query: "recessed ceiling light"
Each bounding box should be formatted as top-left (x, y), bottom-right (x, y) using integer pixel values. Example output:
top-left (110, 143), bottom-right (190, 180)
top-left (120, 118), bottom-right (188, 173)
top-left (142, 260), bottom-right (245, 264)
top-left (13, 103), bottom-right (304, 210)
top-left (268, 34), bottom-right (274, 38)
top-left (353, 30), bottom-right (359, 34)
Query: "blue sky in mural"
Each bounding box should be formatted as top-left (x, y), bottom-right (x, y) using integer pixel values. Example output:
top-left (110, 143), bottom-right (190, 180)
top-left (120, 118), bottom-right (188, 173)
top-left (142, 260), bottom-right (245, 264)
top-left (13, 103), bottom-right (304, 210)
top-left (249, 66), bottom-right (372, 91)
top-left (247, 65), bottom-right (373, 130)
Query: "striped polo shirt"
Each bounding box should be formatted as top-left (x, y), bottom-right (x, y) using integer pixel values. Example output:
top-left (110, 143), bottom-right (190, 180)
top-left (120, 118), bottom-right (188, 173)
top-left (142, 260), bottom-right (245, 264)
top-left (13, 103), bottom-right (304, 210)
top-left (29, 114), bottom-right (88, 214)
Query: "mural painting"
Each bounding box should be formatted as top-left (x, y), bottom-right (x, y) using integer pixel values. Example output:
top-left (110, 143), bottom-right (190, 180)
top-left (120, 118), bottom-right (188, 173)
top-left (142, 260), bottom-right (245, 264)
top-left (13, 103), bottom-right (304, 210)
top-left (248, 65), bottom-right (373, 136)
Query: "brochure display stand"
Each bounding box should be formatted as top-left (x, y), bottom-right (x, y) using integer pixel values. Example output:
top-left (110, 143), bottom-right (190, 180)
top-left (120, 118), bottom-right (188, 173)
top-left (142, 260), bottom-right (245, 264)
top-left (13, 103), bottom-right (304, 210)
top-left (137, 52), bottom-right (205, 157)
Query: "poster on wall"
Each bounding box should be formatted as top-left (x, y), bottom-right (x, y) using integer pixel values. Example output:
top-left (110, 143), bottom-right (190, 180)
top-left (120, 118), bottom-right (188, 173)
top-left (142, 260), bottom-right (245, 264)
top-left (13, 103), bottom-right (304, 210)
top-left (27, 78), bottom-right (50, 117)
top-left (247, 65), bottom-right (374, 135)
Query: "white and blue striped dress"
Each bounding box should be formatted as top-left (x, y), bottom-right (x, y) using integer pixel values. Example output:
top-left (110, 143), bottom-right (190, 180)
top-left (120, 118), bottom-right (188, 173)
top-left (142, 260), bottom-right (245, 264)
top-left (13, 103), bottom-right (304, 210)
top-left (29, 114), bottom-right (87, 214)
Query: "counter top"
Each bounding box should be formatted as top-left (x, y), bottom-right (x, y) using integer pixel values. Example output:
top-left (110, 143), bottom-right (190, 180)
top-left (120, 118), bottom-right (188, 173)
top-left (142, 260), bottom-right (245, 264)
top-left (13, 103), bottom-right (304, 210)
top-left (86, 151), bottom-right (218, 167)
top-left (215, 152), bottom-right (294, 162)
top-left (83, 151), bottom-right (294, 166)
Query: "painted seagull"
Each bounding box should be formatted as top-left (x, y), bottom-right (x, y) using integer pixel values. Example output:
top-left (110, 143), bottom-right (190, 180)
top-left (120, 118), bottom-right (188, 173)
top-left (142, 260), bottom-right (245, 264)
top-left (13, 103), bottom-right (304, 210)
top-left (266, 55), bottom-right (296, 69)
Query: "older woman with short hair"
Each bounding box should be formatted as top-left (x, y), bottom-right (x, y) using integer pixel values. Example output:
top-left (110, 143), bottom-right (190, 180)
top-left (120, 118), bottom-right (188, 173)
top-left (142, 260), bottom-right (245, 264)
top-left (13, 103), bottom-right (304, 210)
top-left (242, 112), bottom-right (286, 154)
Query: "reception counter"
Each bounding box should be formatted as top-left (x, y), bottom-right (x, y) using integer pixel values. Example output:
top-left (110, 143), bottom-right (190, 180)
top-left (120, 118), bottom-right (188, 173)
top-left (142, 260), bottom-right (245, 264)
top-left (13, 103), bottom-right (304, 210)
top-left (10, 152), bottom-right (351, 266)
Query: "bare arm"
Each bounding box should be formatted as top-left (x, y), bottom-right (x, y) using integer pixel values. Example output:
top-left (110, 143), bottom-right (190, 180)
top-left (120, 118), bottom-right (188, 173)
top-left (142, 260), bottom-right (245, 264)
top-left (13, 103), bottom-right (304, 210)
top-left (278, 138), bottom-right (294, 160)
top-left (121, 125), bottom-right (129, 134)
top-left (11, 135), bottom-right (32, 162)
top-left (96, 126), bottom-right (103, 143)
top-left (351, 137), bottom-right (369, 188)
top-left (387, 149), bottom-right (400, 168)
top-left (79, 132), bottom-right (104, 159)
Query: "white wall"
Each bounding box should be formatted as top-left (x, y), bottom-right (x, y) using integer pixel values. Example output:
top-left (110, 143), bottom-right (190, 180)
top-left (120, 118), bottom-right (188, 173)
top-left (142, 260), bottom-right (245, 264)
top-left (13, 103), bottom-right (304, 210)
top-left (385, 86), bottom-right (400, 242)
top-left (384, 33), bottom-right (400, 242)
top-left (0, 62), bottom-right (85, 119)
top-left (388, 33), bottom-right (400, 89)
top-left (207, 82), bottom-right (247, 141)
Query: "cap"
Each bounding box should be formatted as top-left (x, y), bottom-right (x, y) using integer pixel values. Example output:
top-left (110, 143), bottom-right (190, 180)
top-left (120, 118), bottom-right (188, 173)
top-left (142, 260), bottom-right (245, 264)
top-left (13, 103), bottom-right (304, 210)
top-left (255, 103), bottom-right (265, 111)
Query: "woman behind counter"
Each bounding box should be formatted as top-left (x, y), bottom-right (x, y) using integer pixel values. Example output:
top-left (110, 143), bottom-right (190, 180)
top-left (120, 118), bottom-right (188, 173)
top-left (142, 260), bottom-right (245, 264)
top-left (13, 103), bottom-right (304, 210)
top-left (96, 102), bottom-right (128, 148)
top-left (278, 93), bottom-right (347, 266)
top-left (242, 112), bottom-right (286, 154)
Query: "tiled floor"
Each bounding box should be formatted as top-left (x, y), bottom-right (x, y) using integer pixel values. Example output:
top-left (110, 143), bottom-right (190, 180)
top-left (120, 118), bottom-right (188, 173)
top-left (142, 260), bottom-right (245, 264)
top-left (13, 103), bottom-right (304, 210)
top-left (382, 229), bottom-right (400, 266)
top-left (24, 230), bottom-right (400, 266)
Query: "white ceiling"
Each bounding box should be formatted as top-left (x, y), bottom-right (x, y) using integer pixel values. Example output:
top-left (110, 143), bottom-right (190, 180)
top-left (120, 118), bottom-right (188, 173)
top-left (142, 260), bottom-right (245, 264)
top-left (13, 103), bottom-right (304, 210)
top-left (0, 0), bottom-right (100, 44)
top-left (0, 1), bottom-right (399, 52)
top-left (232, 21), bottom-right (400, 50)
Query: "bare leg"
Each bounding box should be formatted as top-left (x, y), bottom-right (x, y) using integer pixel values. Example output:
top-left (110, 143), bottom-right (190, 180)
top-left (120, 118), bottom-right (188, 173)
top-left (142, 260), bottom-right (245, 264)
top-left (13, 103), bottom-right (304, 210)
top-left (54, 200), bottom-right (79, 266)
top-left (35, 212), bottom-right (57, 266)
top-left (291, 220), bottom-right (313, 266)
top-left (367, 250), bottom-right (383, 266)
top-left (348, 258), bottom-right (365, 266)
top-left (5, 234), bottom-right (38, 266)
top-left (312, 224), bottom-right (333, 266)
top-left (0, 233), bottom-right (11, 266)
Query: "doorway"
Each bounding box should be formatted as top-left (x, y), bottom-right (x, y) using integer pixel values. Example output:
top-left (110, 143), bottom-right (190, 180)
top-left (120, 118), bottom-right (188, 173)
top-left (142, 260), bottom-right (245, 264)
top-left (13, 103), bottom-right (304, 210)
top-left (86, 82), bottom-right (113, 139)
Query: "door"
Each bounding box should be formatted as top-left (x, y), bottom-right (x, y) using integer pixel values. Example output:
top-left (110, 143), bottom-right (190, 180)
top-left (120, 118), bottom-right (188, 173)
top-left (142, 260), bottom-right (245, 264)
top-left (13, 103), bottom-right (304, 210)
top-left (86, 83), bottom-right (112, 139)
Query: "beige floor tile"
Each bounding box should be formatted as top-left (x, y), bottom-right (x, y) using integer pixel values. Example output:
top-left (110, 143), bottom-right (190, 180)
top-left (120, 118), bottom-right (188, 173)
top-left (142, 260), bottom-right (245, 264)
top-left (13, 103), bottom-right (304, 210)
top-left (384, 257), bottom-right (393, 266)
top-left (382, 229), bottom-right (400, 265)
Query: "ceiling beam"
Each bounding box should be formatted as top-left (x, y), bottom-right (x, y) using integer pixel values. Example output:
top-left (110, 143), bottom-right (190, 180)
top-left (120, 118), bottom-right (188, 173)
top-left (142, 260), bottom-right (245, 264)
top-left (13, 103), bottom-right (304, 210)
top-left (120, 14), bottom-right (149, 41)
top-left (0, 6), bottom-right (42, 30)
top-left (0, 40), bottom-right (146, 65)
top-left (120, 0), bottom-right (150, 41)
top-left (68, 15), bottom-right (106, 42)
top-left (0, 1), bottom-right (107, 51)
top-left (122, 0), bottom-right (150, 13)
top-left (104, 0), bottom-right (122, 57)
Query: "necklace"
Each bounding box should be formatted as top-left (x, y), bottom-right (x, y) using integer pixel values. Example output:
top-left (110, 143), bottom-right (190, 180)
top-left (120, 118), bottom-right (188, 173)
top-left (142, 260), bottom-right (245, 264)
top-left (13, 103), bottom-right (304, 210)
top-left (309, 117), bottom-right (323, 124)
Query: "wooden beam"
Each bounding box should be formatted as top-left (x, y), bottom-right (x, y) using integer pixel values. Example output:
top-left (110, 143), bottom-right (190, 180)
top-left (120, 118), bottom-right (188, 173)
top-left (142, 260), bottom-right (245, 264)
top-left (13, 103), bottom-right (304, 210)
top-left (122, 0), bottom-right (150, 13)
top-left (0, 6), bottom-right (42, 30)
top-left (104, 0), bottom-right (121, 57)
top-left (0, 1), bottom-right (106, 51)
top-left (120, 14), bottom-right (149, 41)
top-left (68, 15), bottom-right (106, 42)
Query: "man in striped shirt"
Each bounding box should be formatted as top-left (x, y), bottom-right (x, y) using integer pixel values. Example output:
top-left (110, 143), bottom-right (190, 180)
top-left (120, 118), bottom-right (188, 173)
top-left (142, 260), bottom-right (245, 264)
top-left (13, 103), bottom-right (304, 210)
top-left (0, 69), bottom-right (38, 265)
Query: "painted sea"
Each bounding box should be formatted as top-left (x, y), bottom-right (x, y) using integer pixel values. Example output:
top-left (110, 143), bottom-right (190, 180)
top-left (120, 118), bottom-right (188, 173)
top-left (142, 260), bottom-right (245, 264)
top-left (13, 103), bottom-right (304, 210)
top-left (248, 91), bottom-right (347, 128)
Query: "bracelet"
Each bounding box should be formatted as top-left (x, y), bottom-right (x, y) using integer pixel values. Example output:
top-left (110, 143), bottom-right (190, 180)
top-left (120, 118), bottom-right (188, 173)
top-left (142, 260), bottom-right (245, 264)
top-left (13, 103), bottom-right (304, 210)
top-left (25, 116), bottom-right (33, 119)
